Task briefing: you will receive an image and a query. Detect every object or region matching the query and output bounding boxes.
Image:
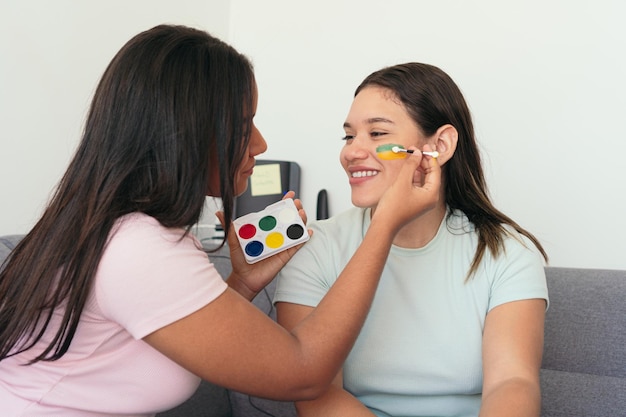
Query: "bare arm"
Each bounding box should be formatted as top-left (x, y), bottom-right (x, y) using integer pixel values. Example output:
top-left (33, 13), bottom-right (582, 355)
top-left (479, 298), bottom-right (546, 417)
top-left (144, 150), bottom-right (441, 400)
top-left (296, 372), bottom-right (375, 416)
top-left (277, 302), bottom-right (376, 415)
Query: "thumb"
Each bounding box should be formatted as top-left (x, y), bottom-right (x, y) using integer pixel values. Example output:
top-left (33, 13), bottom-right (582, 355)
top-left (215, 211), bottom-right (225, 228)
top-left (419, 149), bottom-right (442, 192)
top-left (397, 146), bottom-right (426, 185)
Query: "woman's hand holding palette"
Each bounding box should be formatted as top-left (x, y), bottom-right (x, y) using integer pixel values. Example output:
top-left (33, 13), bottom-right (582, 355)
top-left (233, 198), bottom-right (310, 264)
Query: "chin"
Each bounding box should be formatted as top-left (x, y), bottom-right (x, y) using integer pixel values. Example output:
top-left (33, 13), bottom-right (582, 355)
top-left (351, 196), bottom-right (378, 209)
top-left (235, 182), bottom-right (249, 196)
top-left (206, 188), bottom-right (220, 197)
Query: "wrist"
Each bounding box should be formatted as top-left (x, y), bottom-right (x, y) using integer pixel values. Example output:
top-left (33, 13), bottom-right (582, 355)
top-left (226, 273), bottom-right (258, 301)
top-left (366, 217), bottom-right (397, 243)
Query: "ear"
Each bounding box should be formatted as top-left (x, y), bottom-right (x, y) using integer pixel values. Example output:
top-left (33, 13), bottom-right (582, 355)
top-left (433, 124), bottom-right (458, 165)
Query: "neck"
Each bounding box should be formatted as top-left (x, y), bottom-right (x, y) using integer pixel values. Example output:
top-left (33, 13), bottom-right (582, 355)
top-left (383, 202), bottom-right (447, 249)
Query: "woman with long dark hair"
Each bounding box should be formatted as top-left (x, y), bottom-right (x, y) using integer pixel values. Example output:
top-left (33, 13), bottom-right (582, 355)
top-left (0, 27), bottom-right (440, 415)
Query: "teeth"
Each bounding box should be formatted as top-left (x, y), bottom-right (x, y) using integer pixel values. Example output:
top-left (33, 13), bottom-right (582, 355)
top-left (351, 170), bottom-right (378, 178)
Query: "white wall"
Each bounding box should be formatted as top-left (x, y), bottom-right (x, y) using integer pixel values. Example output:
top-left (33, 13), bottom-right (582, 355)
top-left (2, 1), bottom-right (625, 269)
top-left (228, 0), bottom-right (626, 270)
top-left (0, 0), bottom-right (229, 234)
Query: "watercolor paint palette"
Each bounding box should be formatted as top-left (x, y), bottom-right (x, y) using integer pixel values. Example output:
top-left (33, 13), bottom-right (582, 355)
top-left (233, 198), bottom-right (309, 264)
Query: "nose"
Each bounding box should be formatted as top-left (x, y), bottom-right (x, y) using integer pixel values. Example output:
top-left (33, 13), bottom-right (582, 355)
top-left (249, 125), bottom-right (267, 157)
top-left (341, 137), bottom-right (369, 161)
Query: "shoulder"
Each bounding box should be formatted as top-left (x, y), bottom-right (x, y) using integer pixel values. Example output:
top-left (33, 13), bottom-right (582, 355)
top-left (101, 213), bottom-right (210, 282)
top-left (109, 212), bottom-right (197, 249)
top-left (96, 213), bottom-right (226, 336)
top-left (308, 207), bottom-right (367, 236)
top-left (446, 209), bottom-right (543, 261)
top-left (500, 224), bottom-right (545, 262)
top-left (102, 213), bottom-right (207, 269)
top-left (301, 207), bottom-right (368, 255)
top-left (274, 207), bottom-right (367, 300)
top-left (477, 224), bottom-right (548, 310)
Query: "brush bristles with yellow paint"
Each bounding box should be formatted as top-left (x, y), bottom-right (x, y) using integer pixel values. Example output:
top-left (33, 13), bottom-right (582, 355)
top-left (376, 144), bottom-right (439, 160)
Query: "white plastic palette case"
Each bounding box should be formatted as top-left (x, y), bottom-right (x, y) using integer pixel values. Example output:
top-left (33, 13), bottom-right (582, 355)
top-left (233, 198), bottom-right (309, 264)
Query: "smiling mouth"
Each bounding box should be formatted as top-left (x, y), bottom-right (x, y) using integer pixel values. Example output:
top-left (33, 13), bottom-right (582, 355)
top-left (351, 170), bottom-right (379, 178)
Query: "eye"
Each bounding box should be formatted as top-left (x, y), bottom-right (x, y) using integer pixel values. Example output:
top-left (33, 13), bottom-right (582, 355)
top-left (341, 134), bottom-right (355, 141)
top-left (370, 131), bottom-right (387, 138)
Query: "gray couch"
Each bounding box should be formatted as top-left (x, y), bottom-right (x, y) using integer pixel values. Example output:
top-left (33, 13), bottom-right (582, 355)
top-left (1, 234), bottom-right (624, 417)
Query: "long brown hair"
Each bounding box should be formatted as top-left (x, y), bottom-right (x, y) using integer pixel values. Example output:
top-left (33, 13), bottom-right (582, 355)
top-left (0, 25), bottom-right (255, 362)
top-left (356, 63), bottom-right (548, 276)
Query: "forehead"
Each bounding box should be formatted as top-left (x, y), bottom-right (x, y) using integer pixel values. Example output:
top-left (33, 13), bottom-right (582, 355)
top-left (345, 86), bottom-right (409, 126)
top-left (242, 80), bottom-right (258, 118)
top-left (251, 80), bottom-right (258, 110)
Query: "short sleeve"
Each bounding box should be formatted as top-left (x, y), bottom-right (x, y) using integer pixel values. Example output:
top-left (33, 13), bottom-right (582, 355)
top-left (274, 209), bottom-right (366, 307)
top-left (95, 214), bottom-right (228, 339)
top-left (487, 232), bottom-right (549, 312)
top-left (273, 223), bottom-right (333, 308)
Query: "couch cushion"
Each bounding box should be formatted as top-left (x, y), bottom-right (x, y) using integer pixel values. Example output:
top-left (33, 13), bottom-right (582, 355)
top-left (0, 234), bottom-right (23, 269)
top-left (543, 267), bottom-right (626, 377)
top-left (541, 267), bottom-right (626, 417)
top-left (157, 380), bottom-right (231, 417)
top-left (540, 368), bottom-right (626, 417)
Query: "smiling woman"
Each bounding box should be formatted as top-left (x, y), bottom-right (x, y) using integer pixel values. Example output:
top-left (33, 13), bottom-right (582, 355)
top-left (275, 62), bottom-right (549, 417)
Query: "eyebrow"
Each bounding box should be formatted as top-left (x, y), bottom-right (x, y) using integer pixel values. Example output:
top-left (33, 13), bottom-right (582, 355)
top-left (343, 117), bottom-right (395, 129)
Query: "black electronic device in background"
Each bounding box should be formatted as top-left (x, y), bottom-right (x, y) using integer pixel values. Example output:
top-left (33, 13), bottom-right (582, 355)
top-left (316, 189), bottom-right (329, 220)
top-left (234, 160), bottom-right (301, 218)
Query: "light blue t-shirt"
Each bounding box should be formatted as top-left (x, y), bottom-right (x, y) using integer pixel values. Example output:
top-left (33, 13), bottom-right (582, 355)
top-left (274, 207), bottom-right (548, 417)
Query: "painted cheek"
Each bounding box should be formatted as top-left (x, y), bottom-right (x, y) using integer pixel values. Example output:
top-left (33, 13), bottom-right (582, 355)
top-left (375, 143), bottom-right (408, 160)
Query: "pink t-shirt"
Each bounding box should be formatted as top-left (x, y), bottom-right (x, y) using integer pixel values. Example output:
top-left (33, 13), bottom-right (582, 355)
top-left (0, 213), bottom-right (228, 416)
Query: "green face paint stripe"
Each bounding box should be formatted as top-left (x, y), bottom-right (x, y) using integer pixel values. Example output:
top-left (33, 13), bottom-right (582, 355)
top-left (375, 143), bottom-right (403, 153)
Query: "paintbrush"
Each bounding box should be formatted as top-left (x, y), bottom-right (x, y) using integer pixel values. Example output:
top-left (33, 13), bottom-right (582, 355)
top-left (391, 146), bottom-right (439, 158)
